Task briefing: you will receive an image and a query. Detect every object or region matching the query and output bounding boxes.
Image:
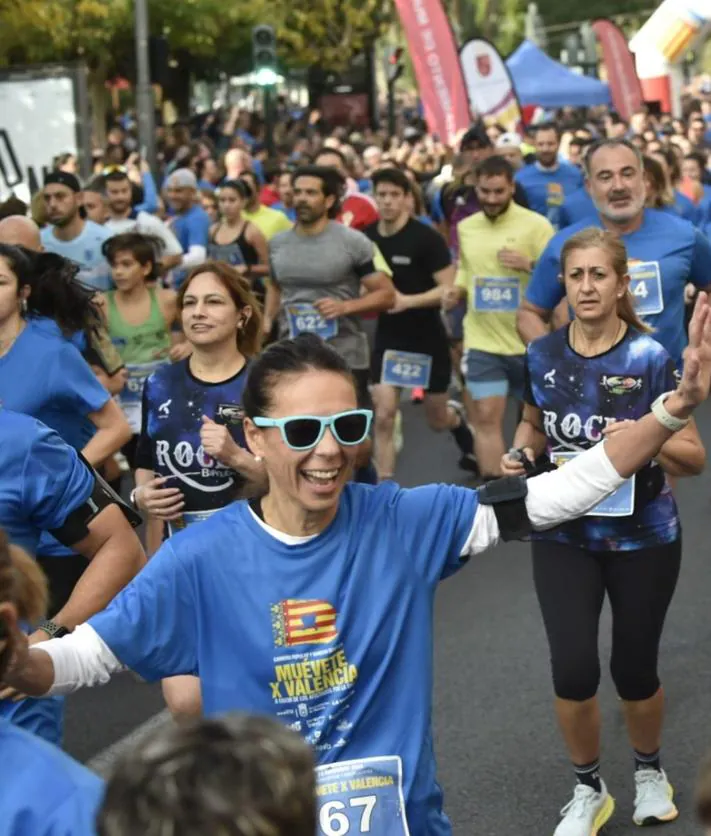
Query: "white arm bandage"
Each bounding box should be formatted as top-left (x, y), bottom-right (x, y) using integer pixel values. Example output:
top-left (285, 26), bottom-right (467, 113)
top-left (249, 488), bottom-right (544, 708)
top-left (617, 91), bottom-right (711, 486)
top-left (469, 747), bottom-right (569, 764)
top-left (180, 244), bottom-right (207, 269)
top-left (39, 623), bottom-right (124, 696)
top-left (462, 443), bottom-right (625, 555)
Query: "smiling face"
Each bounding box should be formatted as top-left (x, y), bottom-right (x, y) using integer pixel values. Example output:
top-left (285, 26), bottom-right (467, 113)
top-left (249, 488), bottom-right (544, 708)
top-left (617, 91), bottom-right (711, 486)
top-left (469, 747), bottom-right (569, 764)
top-left (563, 245), bottom-right (626, 324)
top-left (475, 173), bottom-right (514, 219)
top-left (244, 369), bottom-right (359, 518)
top-left (586, 144), bottom-right (646, 225)
top-left (180, 271), bottom-right (245, 349)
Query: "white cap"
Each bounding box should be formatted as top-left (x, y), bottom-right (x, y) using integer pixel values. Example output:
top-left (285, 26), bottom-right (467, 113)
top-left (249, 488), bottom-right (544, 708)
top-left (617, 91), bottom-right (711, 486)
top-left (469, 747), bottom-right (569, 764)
top-left (496, 132), bottom-right (522, 149)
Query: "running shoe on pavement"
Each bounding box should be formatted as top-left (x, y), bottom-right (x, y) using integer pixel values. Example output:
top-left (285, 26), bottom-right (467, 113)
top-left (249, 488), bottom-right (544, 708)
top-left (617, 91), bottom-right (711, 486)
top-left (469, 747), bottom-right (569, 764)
top-left (411, 386), bottom-right (424, 404)
top-left (554, 781), bottom-right (615, 836)
top-left (632, 769), bottom-right (678, 826)
top-left (446, 399), bottom-right (478, 473)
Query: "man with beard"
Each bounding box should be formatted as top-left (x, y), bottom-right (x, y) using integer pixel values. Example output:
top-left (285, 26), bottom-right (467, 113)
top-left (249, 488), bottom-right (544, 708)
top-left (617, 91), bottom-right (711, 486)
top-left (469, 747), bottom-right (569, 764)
top-left (443, 155), bottom-right (554, 480)
top-left (101, 168), bottom-right (183, 272)
top-left (517, 138), bottom-right (711, 369)
top-left (515, 123), bottom-right (584, 228)
top-left (40, 172), bottom-right (112, 291)
top-left (265, 165), bottom-right (395, 483)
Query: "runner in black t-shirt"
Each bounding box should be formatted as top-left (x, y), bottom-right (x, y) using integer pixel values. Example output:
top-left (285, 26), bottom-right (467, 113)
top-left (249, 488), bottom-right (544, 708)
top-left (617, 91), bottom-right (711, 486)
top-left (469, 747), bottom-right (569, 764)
top-left (365, 168), bottom-right (477, 480)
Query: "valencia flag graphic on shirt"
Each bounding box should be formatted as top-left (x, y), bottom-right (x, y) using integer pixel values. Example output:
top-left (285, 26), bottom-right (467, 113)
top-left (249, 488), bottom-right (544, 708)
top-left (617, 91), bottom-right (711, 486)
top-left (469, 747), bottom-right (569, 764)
top-left (271, 599), bottom-right (338, 647)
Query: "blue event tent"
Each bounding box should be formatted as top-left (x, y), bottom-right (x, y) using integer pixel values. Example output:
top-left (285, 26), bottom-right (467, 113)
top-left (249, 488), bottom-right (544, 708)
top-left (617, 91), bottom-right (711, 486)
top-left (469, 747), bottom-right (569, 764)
top-left (506, 40), bottom-right (612, 108)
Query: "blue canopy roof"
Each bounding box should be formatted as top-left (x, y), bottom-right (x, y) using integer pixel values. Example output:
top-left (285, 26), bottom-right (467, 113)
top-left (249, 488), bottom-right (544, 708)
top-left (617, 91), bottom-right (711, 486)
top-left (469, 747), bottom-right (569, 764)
top-left (506, 40), bottom-right (612, 107)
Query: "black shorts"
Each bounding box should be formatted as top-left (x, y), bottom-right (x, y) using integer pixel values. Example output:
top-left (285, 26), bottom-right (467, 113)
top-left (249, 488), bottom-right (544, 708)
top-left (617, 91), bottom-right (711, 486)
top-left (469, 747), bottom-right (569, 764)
top-left (370, 341), bottom-right (451, 394)
top-left (352, 368), bottom-right (373, 410)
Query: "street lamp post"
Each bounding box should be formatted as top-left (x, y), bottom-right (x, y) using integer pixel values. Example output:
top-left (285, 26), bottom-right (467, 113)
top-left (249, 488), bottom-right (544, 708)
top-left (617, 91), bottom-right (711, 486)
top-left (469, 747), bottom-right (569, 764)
top-left (134, 0), bottom-right (157, 176)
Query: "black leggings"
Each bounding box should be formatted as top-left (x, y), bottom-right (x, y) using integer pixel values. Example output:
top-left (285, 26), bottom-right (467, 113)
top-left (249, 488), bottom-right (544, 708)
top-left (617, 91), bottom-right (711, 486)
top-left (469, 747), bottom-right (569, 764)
top-left (532, 538), bottom-right (682, 703)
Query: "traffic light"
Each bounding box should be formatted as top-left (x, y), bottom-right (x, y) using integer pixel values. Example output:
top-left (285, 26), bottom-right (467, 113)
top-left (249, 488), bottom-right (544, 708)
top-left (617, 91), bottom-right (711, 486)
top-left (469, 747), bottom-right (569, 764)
top-left (252, 24), bottom-right (278, 86)
top-left (387, 47), bottom-right (404, 85)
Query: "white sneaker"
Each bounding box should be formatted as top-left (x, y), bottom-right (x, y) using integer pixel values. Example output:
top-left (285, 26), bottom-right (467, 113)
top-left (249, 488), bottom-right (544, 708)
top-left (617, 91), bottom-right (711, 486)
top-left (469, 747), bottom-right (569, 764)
top-left (554, 782), bottom-right (615, 836)
top-left (632, 769), bottom-right (678, 826)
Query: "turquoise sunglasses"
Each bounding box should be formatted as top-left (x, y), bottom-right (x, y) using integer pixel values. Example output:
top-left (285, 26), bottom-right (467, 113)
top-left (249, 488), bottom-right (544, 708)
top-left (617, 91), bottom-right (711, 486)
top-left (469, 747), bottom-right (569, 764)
top-left (252, 409), bottom-right (373, 451)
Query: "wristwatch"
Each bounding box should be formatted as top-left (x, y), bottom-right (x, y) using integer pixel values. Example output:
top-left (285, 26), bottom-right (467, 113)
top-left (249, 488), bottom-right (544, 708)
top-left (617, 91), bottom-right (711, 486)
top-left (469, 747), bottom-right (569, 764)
top-left (37, 620), bottom-right (70, 640)
top-left (651, 391), bottom-right (690, 433)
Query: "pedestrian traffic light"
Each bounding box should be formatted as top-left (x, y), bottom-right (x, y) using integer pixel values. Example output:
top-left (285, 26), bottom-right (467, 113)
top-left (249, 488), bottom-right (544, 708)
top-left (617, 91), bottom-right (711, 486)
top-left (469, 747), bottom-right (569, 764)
top-left (387, 47), bottom-right (404, 85)
top-left (252, 24), bottom-right (278, 86)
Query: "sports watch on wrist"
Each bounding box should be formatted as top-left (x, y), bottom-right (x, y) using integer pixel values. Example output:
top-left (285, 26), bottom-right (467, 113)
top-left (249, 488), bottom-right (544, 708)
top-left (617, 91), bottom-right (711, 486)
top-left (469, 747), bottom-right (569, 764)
top-left (37, 620), bottom-right (70, 640)
top-left (651, 391), bottom-right (691, 433)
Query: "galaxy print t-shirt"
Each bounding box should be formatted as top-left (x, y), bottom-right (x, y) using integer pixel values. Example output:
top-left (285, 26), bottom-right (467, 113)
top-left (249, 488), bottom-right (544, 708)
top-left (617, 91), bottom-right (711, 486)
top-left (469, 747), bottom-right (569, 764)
top-left (135, 359), bottom-right (250, 521)
top-left (525, 326), bottom-right (680, 551)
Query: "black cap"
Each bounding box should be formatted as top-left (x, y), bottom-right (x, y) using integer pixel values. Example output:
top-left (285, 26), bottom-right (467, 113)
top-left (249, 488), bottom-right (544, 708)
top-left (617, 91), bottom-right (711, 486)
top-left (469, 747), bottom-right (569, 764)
top-left (44, 171), bottom-right (82, 192)
top-left (460, 123), bottom-right (493, 151)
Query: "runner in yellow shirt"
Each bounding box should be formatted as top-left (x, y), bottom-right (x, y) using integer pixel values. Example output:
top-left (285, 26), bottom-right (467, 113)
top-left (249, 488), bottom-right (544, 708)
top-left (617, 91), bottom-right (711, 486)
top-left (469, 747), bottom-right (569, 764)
top-left (444, 155), bottom-right (554, 479)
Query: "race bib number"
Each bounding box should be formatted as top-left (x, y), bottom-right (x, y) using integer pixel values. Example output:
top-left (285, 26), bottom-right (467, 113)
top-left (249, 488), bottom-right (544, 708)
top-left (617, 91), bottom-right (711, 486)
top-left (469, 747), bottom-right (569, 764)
top-left (119, 361), bottom-right (167, 434)
top-left (628, 262), bottom-right (663, 317)
top-left (316, 757), bottom-right (410, 836)
top-left (168, 509), bottom-right (217, 537)
top-left (473, 277), bottom-right (520, 312)
top-left (381, 350), bottom-right (432, 389)
top-left (551, 451), bottom-right (635, 517)
top-left (287, 304), bottom-right (338, 340)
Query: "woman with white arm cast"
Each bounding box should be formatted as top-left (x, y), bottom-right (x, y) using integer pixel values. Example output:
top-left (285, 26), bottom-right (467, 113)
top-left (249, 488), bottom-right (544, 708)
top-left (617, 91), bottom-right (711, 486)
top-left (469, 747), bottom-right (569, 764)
top-left (4, 295), bottom-right (711, 836)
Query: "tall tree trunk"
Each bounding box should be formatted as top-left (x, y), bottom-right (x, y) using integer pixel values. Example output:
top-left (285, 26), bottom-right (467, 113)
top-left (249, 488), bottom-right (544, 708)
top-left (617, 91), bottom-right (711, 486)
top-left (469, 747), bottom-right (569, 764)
top-left (88, 61), bottom-right (110, 150)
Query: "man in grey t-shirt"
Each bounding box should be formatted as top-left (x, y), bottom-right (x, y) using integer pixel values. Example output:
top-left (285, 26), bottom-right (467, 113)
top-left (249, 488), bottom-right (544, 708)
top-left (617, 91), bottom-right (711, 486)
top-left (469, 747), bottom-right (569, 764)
top-left (266, 165), bottom-right (394, 385)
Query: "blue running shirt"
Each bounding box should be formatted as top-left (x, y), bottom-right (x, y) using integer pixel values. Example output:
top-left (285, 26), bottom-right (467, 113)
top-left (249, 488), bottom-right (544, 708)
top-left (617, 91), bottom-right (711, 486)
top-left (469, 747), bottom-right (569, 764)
top-left (526, 209), bottom-right (711, 366)
top-left (559, 188), bottom-right (596, 228)
top-left (0, 410), bottom-right (94, 743)
top-left (89, 481), bottom-right (479, 836)
top-left (0, 718), bottom-right (104, 835)
top-left (134, 359), bottom-right (251, 526)
top-left (524, 327), bottom-right (679, 551)
top-left (40, 220), bottom-right (112, 291)
top-left (0, 318), bottom-right (109, 451)
top-left (0, 410), bottom-right (94, 555)
top-left (515, 162), bottom-right (584, 227)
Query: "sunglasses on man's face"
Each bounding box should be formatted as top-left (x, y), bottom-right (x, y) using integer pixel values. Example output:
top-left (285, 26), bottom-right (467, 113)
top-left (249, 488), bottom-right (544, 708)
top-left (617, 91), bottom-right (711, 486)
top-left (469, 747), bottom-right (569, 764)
top-left (252, 409), bottom-right (373, 451)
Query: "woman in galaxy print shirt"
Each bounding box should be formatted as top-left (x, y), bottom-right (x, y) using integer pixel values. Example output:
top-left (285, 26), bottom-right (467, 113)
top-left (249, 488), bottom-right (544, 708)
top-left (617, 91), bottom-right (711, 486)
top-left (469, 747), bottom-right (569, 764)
top-left (503, 228), bottom-right (705, 835)
top-left (131, 260), bottom-right (266, 721)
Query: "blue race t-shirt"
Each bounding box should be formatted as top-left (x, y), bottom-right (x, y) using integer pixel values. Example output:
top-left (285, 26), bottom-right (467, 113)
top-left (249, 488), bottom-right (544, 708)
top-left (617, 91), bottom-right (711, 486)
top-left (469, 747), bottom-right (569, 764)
top-left (40, 220), bottom-right (112, 291)
top-left (0, 318), bottom-right (109, 451)
top-left (134, 359), bottom-right (251, 526)
top-left (0, 411), bottom-right (93, 744)
top-left (0, 717), bottom-right (104, 835)
top-left (0, 410), bottom-right (94, 555)
top-left (526, 209), bottom-right (711, 366)
top-left (525, 327), bottom-right (679, 551)
top-left (89, 481), bottom-right (479, 836)
top-left (559, 188), bottom-right (596, 228)
top-left (515, 161), bottom-right (584, 227)
top-left (672, 190), bottom-right (702, 226)
top-left (171, 203), bottom-right (211, 288)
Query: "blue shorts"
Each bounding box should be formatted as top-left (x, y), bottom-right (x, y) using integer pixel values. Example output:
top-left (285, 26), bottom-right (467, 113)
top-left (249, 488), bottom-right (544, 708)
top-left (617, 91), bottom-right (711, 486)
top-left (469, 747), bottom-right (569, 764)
top-left (462, 349), bottom-right (525, 401)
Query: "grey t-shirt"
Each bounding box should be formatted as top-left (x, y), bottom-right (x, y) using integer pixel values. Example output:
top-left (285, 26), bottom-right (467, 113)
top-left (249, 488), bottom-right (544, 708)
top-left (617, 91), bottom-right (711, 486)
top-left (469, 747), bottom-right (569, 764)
top-left (269, 221), bottom-right (376, 369)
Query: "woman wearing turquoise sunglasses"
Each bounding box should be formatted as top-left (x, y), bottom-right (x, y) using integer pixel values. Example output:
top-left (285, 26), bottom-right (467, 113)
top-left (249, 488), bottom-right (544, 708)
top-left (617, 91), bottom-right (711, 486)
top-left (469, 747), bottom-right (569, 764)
top-left (6, 297), bottom-right (711, 836)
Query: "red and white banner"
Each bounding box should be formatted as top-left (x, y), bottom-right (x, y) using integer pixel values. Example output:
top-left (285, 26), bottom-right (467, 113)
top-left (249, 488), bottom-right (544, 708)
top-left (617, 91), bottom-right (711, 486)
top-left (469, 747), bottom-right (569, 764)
top-left (393, 0), bottom-right (470, 145)
top-left (591, 19), bottom-right (644, 120)
top-left (459, 38), bottom-right (522, 131)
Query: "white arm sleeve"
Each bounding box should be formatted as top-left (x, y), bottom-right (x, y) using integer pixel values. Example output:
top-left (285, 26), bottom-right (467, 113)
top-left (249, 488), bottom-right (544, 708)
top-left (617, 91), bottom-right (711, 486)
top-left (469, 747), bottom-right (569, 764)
top-left (461, 443), bottom-right (625, 556)
top-left (180, 245), bottom-right (207, 268)
top-left (39, 623), bottom-right (124, 696)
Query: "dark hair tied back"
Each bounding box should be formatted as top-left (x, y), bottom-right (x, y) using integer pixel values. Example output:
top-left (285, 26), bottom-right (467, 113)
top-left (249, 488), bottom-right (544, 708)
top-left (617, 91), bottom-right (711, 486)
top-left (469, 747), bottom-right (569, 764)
top-left (242, 334), bottom-right (354, 419)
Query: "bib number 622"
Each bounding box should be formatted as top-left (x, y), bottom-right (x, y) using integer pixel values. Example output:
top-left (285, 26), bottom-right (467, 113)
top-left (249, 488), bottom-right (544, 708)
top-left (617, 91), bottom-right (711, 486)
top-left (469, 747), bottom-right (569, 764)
top-left (320, 795), bottom-right (376, 834)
